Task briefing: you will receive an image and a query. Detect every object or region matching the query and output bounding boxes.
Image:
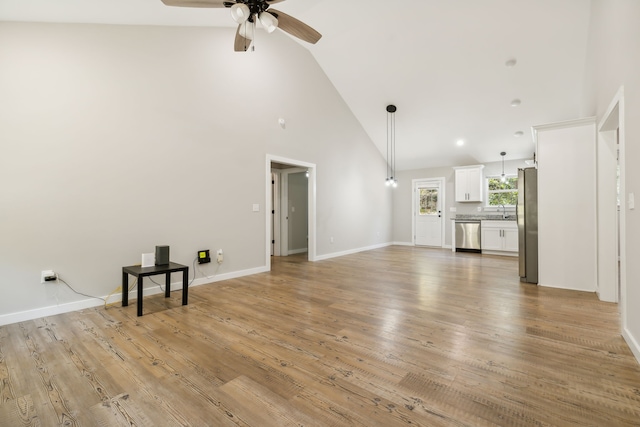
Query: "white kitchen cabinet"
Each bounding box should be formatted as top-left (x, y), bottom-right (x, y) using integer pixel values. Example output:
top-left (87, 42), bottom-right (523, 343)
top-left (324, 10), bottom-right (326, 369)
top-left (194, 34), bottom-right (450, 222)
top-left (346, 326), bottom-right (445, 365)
top-left (454, 165), bottom-right (484, 202)
top-left (481, 220), bottom-right (518, 256)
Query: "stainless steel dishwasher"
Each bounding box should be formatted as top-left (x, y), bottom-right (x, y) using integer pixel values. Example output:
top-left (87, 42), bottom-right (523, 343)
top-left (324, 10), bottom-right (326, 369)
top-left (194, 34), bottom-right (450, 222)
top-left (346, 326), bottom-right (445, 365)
top-left (455, 220), bottom-right (481, 253)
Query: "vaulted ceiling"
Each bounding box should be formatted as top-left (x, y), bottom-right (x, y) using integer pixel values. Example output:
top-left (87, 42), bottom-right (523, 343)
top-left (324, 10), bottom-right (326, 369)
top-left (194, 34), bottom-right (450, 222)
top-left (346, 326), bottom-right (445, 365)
top-left (0, 0), bottom-right (592, 170)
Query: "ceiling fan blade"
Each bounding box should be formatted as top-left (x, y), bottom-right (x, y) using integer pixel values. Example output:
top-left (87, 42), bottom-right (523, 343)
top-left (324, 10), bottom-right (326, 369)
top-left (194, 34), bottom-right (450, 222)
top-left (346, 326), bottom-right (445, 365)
top-left (234, 25), bottom-right (252, 52)
top-left (267, 9), bottom-right (322, 44)
top-left (266, 0), bottom-right (287, 4)
top-left (160, 0), bottom-right (229, 8)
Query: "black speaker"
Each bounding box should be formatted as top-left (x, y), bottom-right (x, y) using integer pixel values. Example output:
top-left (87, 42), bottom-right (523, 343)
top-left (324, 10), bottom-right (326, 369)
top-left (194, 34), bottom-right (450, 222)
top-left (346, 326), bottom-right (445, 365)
top-left (155, 245), bottom-right (170, 266)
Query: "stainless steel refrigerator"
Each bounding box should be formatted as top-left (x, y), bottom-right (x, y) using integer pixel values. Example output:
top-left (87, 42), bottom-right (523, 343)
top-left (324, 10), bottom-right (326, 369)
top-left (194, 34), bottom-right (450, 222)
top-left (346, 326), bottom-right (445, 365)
top-left (517, 167), bottom-right (538, 283)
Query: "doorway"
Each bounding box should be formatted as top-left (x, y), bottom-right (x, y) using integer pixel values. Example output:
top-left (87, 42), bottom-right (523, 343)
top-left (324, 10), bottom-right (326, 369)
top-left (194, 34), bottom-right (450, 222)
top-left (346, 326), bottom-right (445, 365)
top-left (266, 155), bottom-right (316, 269)
top-left (596, 86), bottom-right (626, 310)
top-left (413, 178), bottom-right (445, 247)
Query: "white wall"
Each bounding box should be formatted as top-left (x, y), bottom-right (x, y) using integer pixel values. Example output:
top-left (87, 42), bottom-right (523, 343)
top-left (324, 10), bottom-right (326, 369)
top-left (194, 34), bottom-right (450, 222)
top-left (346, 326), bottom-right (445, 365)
top-left (0, 23), bottom-right (392, 323)
top-left (583, 0), bottom-right (640, 362)
top-left (535, 119), bottom-right (597, 292)
top-left (394, 159), bottom-right (527, 246)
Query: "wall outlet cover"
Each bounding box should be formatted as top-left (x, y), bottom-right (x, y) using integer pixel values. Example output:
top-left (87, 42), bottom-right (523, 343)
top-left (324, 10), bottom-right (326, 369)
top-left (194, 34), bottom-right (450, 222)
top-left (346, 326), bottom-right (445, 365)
top-left (41, 270), bottom-right (56, 283)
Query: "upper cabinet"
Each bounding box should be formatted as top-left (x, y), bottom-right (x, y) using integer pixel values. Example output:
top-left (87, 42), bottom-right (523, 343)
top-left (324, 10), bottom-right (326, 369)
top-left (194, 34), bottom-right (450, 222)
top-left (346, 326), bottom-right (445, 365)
top-left (454, 165), bottom-right (484, 202)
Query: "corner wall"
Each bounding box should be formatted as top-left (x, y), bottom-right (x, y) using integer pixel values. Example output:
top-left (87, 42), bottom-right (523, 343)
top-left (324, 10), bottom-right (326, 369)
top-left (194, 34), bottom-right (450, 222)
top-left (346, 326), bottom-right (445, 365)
top-left (583, 0), bottom-right (640, 361)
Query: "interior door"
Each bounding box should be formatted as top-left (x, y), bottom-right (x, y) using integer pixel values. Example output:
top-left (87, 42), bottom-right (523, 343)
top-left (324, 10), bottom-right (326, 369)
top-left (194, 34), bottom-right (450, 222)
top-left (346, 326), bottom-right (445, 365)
top-left (414, 181), bottom-right (443, 246)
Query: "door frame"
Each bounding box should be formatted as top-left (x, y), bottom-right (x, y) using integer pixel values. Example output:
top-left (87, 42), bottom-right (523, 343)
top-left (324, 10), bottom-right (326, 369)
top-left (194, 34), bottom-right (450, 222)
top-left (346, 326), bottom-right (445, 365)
top-left (266, 155), bottom-right (316, 269)
top-left (412, 177), bottom-right (446, 248)
top-left (271, 172), bottom-right (280, 256)
top-left (596, 88), bottom-right (624, 302)
top-left (278, 167), bottom-right (308, 257)
top-left (596, 87), bottom-right (627, 312)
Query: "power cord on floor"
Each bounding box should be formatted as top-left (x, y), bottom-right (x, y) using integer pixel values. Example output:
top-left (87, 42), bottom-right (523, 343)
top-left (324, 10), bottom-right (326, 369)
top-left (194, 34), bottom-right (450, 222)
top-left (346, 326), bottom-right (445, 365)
top-left (148, 257), bottom-right (218, 291)
top-left (104, 278), bottom-right (138, 309)
top-left (57, 275), bottom-right (106, 303)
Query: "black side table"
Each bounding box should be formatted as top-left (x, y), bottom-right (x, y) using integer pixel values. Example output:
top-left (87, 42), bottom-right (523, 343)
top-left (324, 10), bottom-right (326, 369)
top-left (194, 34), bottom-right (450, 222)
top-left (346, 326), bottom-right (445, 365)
top-left (122, 262), bottom-right (189, 316)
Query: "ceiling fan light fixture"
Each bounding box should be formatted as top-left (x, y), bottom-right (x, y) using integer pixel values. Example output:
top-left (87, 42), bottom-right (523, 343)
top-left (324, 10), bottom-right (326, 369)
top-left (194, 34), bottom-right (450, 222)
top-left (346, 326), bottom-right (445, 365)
top-left (230, 3), bottom-right (251, 24)
top-left (239, 21), bottom-right (255, 40)
top-left (259, 12), bottom-right (278, 33)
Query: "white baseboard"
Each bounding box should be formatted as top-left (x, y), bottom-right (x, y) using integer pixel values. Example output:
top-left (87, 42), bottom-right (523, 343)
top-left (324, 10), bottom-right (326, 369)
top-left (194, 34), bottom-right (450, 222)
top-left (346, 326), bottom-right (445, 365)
top-left (0, 265), bottom-right (269, 327)
top-left (538, 282), bottom-right (597, 293)
top-left (0, 298), bottom-right (106, 326)
top-left (623, 327), bottom-right (640, 365)
top-left (314, 242), bottom-right (392, 261)
top-left (288, 248), bottom-right (308, 255)
top-left (394, 242), bottom-right (452, 250)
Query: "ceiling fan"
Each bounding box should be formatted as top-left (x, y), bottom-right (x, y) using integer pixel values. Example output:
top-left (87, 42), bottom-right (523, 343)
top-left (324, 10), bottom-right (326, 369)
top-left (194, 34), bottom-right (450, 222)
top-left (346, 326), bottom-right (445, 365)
top-left (160, 0), bottom-right (322, 52)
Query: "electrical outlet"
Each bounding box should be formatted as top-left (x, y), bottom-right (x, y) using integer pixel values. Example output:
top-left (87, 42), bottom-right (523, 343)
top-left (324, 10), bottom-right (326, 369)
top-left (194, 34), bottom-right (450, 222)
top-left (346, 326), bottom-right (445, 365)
top-left (216, 249), bottom-right (224, 264)
top-left (41, 270), bottom-right (57, 283)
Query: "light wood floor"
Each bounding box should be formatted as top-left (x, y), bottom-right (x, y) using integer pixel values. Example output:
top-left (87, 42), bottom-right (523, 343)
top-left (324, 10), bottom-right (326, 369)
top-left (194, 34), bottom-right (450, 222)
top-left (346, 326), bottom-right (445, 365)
top-left (1, 246), bottom-right (639, 426)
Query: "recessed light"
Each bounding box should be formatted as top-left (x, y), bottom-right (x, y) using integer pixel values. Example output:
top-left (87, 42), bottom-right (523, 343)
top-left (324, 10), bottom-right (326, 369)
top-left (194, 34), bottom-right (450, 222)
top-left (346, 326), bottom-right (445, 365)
top-left (514, 131), bottom-right (524, 137)
top-left (511, 99), bottom-right (522, 107)
top-left (505, 58), bottom-right (517, 67)
top-left (456, 139), bottom-right (465, 146)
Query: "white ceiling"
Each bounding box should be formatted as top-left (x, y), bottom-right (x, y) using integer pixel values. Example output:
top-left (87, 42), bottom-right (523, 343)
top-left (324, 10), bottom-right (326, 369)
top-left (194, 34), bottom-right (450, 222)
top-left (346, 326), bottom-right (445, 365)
top-left (0, 0), bottom-right (592, 170)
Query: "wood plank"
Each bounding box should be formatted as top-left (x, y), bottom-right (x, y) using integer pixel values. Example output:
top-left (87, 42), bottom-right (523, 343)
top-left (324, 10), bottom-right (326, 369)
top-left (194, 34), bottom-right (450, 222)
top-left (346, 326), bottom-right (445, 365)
top-left (0, 394), bottom-right (39, 426)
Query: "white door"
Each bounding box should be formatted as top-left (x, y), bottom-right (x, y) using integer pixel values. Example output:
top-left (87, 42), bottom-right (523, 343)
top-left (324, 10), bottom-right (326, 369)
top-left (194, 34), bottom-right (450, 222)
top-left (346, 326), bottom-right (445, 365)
top-left (414, 180), bottom-right (443, 247)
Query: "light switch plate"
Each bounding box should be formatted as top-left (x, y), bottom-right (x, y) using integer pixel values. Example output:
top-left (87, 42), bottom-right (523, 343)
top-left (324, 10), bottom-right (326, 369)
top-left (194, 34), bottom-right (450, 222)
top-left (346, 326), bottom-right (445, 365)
top-left (252, 204), bottom-right (260, 212)
top-left (629, 193), bottom-right (635, 210)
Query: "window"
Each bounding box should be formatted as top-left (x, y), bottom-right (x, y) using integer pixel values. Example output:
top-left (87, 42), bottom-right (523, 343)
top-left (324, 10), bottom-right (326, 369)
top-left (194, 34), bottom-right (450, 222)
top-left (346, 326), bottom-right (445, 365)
top-left (486, 176), bottom-right (518, 206)
top-left (419, 188), bottom-right (438, 215)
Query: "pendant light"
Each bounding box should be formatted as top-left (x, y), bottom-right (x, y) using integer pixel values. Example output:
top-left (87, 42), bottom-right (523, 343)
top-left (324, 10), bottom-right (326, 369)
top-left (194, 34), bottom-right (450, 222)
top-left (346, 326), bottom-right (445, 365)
top-left (385, 105), bottom-right (398, 188)
top-left (500, 151), bottom-right (507, 183)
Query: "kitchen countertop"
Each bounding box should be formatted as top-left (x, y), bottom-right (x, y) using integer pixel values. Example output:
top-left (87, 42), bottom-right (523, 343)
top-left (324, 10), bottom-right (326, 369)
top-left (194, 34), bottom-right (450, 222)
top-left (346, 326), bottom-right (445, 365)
top-left (452, 214), bottom-right (516, 221)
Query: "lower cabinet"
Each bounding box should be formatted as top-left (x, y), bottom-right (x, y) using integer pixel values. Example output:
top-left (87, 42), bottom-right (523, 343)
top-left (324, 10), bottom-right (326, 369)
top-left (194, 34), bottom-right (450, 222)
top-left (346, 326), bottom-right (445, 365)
top-left (481, 221), bottom-right (518, 255)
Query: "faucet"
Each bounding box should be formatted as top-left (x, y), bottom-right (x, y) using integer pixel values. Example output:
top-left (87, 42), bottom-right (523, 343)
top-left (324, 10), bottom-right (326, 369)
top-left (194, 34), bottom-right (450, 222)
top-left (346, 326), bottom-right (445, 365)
top-left (500, 204), bottom-right (507, 219)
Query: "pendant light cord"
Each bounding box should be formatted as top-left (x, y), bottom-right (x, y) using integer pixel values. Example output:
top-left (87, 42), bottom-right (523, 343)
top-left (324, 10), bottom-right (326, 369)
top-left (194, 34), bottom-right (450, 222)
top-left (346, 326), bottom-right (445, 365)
top-left (386, 109), bottom-right (390, 181)
top-left (391, 111), bottom-right (396, 181)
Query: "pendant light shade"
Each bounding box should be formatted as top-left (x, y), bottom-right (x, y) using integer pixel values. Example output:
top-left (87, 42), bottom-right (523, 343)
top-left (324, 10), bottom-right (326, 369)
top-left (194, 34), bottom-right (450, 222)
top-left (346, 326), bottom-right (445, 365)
top-left (500, 151), bottom-right (507, 183)
top-left (385, 105), bottom-right (398, 188)
top-left (230, 3), bottom-right (251, 24)
top-left (259, 12), bottom-right (278, 33)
